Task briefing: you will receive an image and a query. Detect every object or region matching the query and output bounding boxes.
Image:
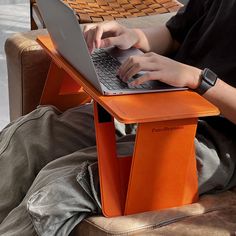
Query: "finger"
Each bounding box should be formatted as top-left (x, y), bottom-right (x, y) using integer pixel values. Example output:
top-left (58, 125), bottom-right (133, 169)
top-left (94, 21), bottom-right (119, 47)
top-left (95, 25), bottom-right (104, 48)
top-left (129, 71), bottom-right (162, 85)
top-left (83, 26), bottom-right (96, 51)
top-left (119, 55), bottom-right (145, 82)
top-left (123, 62), bottom-right (159, 81)
top-left (83, 23), bottom-right (97, 34)
top-left (89, 21), bottom-right (132, 50)
top-left (118, 57), bottom-right (134, 82)
top-left (119, 53), bottom-right (154, 73)
top-left (100, 35), bottom-right (128, 49)
top-left (86, 29), bottom-right (96, 53)
top-left (122, 60), bottom-right (142, 81)
top-left (86, 22), bottom-right (122, 49)
top-left (84, 29), bottom-right (90, 49)
top-left (97, 21), bottom-right (122, 35)
top-left (119, 55), bottom-right (159, 81)
top-left (84, 23), bottom-right (108, 50)
top-left (86, 27), bottom-right (110, 52)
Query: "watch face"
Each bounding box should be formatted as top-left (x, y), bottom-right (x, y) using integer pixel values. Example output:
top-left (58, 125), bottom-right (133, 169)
top-left (194, 68), bottom-right (218, 95)
top-left (203, 68), bottom-right (217, 86)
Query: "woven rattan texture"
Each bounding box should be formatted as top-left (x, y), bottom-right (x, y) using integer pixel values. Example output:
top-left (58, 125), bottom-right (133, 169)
top-left (63, 0), bottom-right (182, 23)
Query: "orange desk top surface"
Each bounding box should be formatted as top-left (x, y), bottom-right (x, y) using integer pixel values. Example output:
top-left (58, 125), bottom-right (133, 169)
top-left (37, 35), bottom-right (219, 124)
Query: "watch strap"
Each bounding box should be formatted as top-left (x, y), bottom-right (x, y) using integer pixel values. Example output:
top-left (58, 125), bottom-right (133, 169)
top-left (194, 68), bottom-right (218, 95)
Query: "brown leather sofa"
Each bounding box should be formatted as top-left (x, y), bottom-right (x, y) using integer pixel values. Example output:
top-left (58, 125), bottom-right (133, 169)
top-left (5, 13), bottom-right (236, 235)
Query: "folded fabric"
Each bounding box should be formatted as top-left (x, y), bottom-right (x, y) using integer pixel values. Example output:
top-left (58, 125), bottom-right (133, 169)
top-left (27, 142), bottom-right (134, 236)
top-left (0, 147), bottom-right (99, 236)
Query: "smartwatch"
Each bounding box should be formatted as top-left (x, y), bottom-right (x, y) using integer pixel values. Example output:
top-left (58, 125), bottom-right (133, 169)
top-left (194, 68), bottom-right (218, 95)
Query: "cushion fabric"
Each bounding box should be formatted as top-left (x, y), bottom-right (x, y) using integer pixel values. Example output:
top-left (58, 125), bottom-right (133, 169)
top-left (74, 189), bottom-right (236, 235)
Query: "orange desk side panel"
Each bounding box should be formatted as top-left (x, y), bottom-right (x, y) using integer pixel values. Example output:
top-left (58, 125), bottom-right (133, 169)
top-left (94, 101), bottom-right (123, 216)
top-left (125, 118), bottom-right (198, 215)
top-left (94, 100), bottom-right (198, 216)
top-left (37, 35), bottom-right (220, 217)
top-left (39, 50), bottom-right (91, 110)
top-left (40, 61), bottom-right (91, 111)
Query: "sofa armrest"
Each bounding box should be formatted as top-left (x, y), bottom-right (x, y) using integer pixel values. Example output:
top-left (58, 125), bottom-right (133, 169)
top-left (5, 29), bottom-right (51, 121)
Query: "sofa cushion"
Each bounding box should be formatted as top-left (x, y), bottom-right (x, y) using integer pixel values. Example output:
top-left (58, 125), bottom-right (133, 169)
top-left (73, 189), bottom-right (236, 235)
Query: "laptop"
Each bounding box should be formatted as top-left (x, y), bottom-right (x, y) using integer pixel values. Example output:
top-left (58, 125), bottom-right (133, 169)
top-left (37, 0), bottom-right (186, 95)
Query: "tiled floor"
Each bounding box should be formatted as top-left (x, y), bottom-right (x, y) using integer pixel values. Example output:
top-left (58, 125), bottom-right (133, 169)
top-left (0, 0), bottom-right (30, 129)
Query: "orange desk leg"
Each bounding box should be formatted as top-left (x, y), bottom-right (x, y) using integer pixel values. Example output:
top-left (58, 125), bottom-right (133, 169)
top-left (93, 102), bottom-right (132, 217)
top-left (40, 61), bottom-right (91, 111)
top-left (125, 118), bottom-right (199, 215)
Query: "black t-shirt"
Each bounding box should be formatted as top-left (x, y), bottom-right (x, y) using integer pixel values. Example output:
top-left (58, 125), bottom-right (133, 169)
top-left (166, 0), bottom-right (236, 87)
top-left (166, 1), bottom-right (236, 193)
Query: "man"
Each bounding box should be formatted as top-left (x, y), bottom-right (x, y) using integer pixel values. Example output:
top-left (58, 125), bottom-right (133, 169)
top-left (1, 0), bottom-right (236, 235)
top-left (84, 0), bottom-right (236, 125)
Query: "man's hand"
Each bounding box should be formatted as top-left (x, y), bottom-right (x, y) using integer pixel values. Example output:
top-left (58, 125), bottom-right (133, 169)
top-left (118, 52), bottom-right (201, 89)
top-left (83, 21), bottom-right (139, 54)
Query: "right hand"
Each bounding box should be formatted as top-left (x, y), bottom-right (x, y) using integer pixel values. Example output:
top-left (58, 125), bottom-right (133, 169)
top-left (118, 52), bottom-right (201, 89)
top-left (83, 21), bottom-right (139, 53)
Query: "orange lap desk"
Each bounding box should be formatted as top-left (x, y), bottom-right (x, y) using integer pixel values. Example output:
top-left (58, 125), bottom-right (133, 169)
top-left (37, 35), bottom-right (219, 217)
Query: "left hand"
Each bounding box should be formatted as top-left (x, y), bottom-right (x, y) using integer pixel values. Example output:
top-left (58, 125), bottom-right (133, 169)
top-left (118, 52), bottom-right (201, 89)
top-left (83, 21), bottom-right (139, 54)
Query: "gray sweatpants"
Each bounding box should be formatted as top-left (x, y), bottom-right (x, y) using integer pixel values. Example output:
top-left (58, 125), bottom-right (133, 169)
top-left (0, 103), bottom-right (235, 236)
top-left (0, 103), bottom-right (134, 236)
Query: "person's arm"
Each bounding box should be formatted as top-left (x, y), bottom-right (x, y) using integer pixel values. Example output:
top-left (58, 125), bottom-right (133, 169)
top-left (118, 52), bottom-right (236, 125)
top-left (173, 65), bottom-right (236, 125)
top-left (83, 21), bottom-right (178, 55)
top-left (185, 67), bottom-right (236, 125)
top-left (202, 79), bottom-right (236, 125)
top-left (133, 26), bottom-right (179, 54)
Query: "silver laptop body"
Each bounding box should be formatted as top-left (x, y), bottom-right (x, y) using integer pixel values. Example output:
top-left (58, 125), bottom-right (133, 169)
top-left (37, 0), bottom-right (185, 95)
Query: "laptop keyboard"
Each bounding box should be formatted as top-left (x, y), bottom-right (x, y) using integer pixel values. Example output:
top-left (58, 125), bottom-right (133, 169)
top-left (91, 49), bottom-right (151, 90)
